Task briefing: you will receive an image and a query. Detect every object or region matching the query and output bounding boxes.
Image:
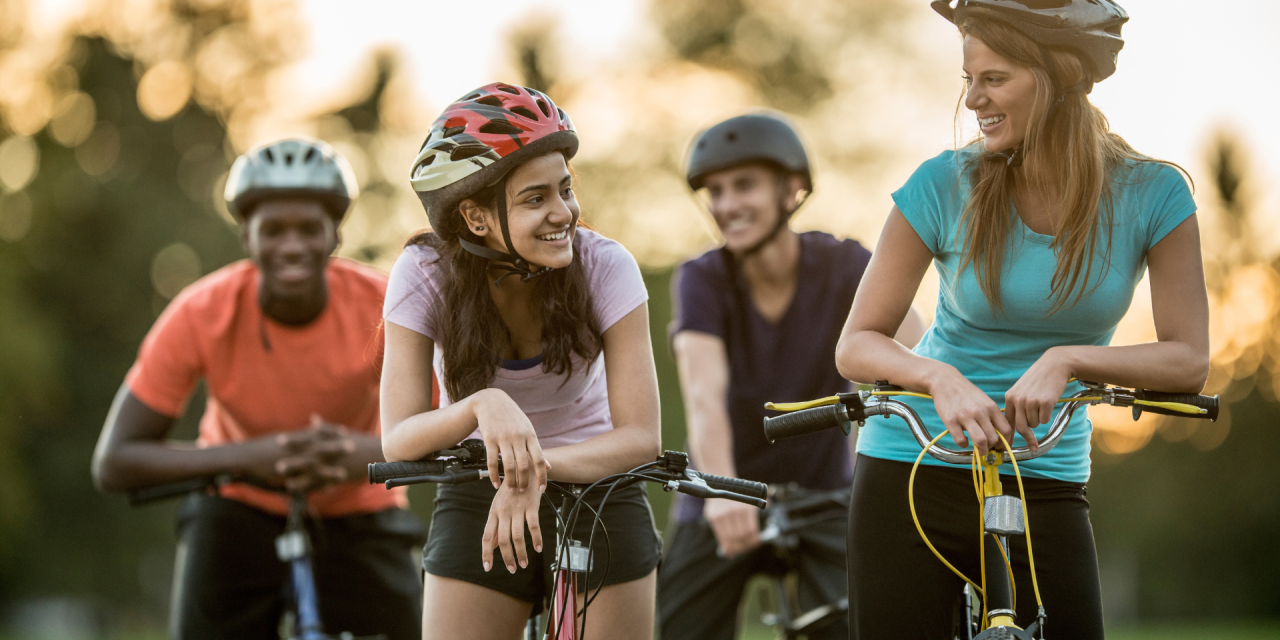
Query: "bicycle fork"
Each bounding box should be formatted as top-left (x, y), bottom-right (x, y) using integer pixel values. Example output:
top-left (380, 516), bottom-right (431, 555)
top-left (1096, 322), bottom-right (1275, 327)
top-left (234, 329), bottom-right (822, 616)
top-left (974, 454), bottom-right (1043, 640)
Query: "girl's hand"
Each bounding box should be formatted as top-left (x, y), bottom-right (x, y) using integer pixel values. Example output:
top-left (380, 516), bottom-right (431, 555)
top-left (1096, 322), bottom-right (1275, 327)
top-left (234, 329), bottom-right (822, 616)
top-left (927, 365), bottom-right (1013, 456)
top-left (481, 482), bottom-right (543, 574)
top-left (1003, 348), bottom-right (1073, 452)
top-left (472, 389), bottom-right (550, 493)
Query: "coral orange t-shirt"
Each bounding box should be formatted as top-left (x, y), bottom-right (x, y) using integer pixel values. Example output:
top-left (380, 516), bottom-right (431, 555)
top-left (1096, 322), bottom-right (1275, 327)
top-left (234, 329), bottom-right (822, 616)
top-left (126, 258), bottom-right (409, 517)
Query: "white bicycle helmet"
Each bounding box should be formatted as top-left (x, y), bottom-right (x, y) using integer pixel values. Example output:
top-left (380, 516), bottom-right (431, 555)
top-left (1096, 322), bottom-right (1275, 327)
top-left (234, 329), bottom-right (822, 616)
top-left (225, 138), bottom-right (358, 221)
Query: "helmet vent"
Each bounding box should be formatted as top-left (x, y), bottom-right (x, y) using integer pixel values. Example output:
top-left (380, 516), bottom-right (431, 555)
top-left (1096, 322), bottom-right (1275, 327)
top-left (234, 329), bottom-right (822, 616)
top-left (465, 93), bottom-right (481, 100)
top-left (476, 96), bottom-right (504, 108)
top-left (451, 143), bottom-right (490, 162)
top-left (496, 84), bottom-right (521, 95)
top-left (480, 119), bottom-right (524, 135)
top-left (304, 148), bottom-right (317, 162)
top-left (557, 108), bottom-right (567, 120)
top-left (726, 132), bottom-right (738, 143)
top-left (443, 125), bottom-right (466, 138)
top-left (263, 148), bottom-right (275, 162)
top-left (536, 100), bottom-right (551, 118)
top-left (509, 106), bottom-right (538, 120)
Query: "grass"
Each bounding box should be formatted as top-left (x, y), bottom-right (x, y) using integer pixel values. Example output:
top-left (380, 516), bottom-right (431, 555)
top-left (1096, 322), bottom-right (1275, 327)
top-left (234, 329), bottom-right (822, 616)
top-left (735, 620), bottom-right (1280, 640)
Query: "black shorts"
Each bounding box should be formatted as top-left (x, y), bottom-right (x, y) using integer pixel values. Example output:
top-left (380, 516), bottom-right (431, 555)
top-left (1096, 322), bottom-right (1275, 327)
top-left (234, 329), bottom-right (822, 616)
top-left (171, 493), bottom-right (427, 640)
top-left (423, 480), bottom-right (662, 611)
top-left (849, 454), bottom-right (1104, 639)
top-left (658, 491), bottom-right (849, 640)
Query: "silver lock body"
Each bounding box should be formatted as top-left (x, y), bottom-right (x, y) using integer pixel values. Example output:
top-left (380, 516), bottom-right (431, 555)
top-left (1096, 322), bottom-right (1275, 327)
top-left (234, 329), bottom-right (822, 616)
top-left (983, 495), bottom-right (1025, 536)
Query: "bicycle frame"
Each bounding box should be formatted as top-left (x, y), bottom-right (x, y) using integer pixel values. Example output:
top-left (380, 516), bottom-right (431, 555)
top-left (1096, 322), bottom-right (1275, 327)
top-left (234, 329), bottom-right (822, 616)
top-left (756, 487), bottom-right (850, 640)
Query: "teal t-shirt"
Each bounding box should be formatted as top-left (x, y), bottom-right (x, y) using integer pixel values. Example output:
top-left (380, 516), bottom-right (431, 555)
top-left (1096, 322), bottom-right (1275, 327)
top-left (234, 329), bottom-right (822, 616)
top-left (857, 146), bottom-right (1197, 482)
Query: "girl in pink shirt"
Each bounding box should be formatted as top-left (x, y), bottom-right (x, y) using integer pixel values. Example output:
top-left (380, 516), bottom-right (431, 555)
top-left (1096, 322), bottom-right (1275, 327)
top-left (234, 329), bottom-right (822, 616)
top-left (380, 83), bottom-right (662, 640)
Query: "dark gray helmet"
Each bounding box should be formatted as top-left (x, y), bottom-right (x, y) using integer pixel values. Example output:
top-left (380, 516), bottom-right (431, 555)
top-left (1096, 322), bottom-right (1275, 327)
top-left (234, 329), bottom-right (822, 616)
top-left (931, 0), bottom-right (1128, 83)
top-left (224, 137), bottom-right (358, 221)
top-left (686, 112), bottom-right (812, 192)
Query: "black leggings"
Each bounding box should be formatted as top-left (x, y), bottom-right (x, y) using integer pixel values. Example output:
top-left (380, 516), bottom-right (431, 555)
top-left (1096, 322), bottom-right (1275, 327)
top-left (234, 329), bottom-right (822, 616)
top-left (848, 455), bottom-right (1104, 640)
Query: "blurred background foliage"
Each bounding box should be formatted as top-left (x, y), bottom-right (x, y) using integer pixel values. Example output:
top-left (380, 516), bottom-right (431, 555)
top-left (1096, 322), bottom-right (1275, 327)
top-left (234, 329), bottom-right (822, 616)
top-left (0, 0), bottom-right (1276, 637)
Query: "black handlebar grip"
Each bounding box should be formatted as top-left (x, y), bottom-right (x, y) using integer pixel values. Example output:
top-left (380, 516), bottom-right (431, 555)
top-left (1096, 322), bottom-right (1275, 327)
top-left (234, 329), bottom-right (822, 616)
top-left (696, 473), bottom-right (768, 500)
top-left (368, 461), bottom-right (447, 485)
top-left (763, 404), bottom-right (848, 443)
top-left (1134, 391), bottom-right (1220, 422)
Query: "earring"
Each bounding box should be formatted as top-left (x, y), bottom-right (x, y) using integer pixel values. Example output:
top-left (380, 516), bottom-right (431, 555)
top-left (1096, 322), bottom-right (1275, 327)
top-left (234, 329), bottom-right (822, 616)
top-left (474, 225), bottom-right (485, 232)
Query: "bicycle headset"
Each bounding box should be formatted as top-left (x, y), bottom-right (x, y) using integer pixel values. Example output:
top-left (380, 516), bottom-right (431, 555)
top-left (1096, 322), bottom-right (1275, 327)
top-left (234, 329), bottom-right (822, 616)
top-left (409, 82), bottom-right (579, 284)
top-left (931, 0), bottom-right (1129, 167)
top-left (685, 111), bottom-right (812, 258)
top-left (224, 137), bottom-right (359, 222)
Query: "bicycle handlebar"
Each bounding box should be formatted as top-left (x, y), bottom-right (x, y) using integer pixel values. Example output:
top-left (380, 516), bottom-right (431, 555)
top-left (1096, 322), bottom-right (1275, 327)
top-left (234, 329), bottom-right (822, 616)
top-left (366, 445), bottom-right (769, 508)
top-left (764, 383), bottom-right (1220, 465)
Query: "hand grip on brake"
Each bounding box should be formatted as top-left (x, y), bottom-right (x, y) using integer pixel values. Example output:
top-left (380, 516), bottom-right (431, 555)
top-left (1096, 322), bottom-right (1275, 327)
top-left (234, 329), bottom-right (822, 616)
top-left (763, 404), bottom-right (850, 443)
top-left (675, 480), bottom-right (767, 509)
top-left (695, 472), bottom-right (768, 500)
top-left (1133, 391), bottom-right (1220, 422)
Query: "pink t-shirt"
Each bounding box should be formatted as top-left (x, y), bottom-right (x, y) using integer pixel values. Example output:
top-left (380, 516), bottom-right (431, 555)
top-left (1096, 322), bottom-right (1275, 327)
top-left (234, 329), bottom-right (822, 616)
top-left (383, 229), bottom-right (648, 449)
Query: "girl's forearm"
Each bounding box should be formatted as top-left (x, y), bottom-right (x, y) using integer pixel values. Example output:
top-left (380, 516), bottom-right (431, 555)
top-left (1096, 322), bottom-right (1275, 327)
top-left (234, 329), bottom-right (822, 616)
top-left (381, 392), bottom-right (487, 462)
top-left (542, 424), bottom-right (661, 484)
top-left (836, 329), bottom-right (957, 393)
top-left (1056, 342), bottom-right (1209, 394)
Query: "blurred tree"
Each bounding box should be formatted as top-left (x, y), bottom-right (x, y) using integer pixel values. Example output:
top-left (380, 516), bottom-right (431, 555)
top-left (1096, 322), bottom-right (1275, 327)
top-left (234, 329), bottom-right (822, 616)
top-left (0, 0), bottom-right (307, 628)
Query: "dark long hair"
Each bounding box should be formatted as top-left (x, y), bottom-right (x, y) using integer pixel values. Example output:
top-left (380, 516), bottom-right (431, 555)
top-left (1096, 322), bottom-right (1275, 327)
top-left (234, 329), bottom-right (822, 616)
top-left (407, 171), bottom-right (602, 402)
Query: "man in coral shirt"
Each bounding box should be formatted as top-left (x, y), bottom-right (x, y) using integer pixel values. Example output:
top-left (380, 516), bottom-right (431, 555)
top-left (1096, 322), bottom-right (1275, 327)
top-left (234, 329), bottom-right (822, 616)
top-left (92, 138), bottom-right (425, 640)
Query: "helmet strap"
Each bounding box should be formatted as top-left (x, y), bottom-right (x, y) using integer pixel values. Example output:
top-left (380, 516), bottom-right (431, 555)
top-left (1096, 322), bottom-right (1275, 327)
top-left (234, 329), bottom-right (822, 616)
top-left (986, 145), bottom-right (1025, 168)
top-left (739, 174), bottom-right (805, 258)
top-left (458, 179), bottom-right (553, 286)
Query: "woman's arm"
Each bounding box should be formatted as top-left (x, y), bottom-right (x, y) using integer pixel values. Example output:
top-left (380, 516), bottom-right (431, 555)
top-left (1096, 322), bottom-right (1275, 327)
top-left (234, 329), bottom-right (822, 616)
top-left (541, 304), bottom-right (662, 483)
top-left (380, 321), bottom-right (548, 491)
top-left (92, 385), bottom-right (351, 492)
top-left (1069, 215), bottom-right (1210, 390)
top-left (836, 207), bottom-right (1014, 454)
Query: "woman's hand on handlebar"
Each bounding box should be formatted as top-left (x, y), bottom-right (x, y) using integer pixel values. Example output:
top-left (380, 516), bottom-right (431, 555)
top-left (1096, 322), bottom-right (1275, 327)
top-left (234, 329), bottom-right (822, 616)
top-left (1001, 350), bottom-right (1072, 452)
top-left (927, 365), bottom-right (1013, 456)
top-left (472, 389), bottom-right (550, 493)
top-left (482, 482), bottom-right (543, 574)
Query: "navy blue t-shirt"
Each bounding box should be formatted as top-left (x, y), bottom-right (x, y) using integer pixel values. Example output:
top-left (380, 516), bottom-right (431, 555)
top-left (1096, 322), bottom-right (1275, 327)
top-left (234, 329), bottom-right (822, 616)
top-left (669, 231), bottom-right (872, 522)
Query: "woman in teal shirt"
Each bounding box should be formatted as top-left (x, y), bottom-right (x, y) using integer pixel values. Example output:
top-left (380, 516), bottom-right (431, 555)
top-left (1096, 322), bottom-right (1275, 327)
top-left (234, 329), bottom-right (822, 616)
top-left (835, 1), bottom-right (1209, 638)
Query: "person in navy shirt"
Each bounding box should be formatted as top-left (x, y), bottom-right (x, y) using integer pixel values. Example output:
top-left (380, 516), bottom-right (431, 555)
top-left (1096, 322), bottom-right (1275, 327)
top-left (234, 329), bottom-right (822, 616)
top-left (658, 112), bottom-right (926, 640)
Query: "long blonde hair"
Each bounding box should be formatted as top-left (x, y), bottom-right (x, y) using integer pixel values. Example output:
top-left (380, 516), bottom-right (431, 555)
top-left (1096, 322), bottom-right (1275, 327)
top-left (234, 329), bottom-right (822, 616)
top-left (956, 18), bottom-right (1173, 315)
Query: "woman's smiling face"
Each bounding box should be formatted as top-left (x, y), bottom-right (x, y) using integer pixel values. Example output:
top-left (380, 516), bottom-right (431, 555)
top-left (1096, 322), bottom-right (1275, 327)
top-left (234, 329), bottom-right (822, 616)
top-left (461, 152), bottom-right (579, 271)
top-left (963, 34), bottom-right (1039, 154)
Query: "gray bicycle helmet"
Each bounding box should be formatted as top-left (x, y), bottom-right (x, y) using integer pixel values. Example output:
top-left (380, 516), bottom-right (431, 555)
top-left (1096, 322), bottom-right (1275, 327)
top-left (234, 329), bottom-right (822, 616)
top-left (686, 112), bottom-right (812, 192)
top-left (931, 0), bottom-right (1128, 83)
top-left (225, 137), bottom-right (358, 221)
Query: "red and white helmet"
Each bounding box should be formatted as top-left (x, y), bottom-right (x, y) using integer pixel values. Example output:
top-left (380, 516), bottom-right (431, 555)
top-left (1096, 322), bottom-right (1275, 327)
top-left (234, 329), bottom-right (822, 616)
top-left (410, 83), bottom-right (578, 232)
